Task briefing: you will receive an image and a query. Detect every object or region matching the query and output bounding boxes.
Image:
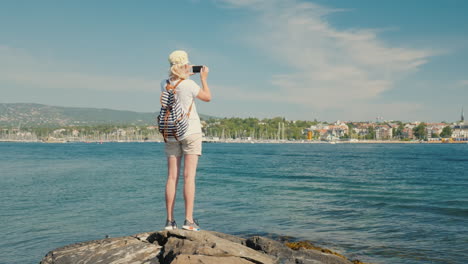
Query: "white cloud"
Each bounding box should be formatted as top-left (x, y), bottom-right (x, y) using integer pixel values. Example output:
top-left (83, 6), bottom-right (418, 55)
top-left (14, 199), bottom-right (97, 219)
top-left (459, 80), bottom-right (468, 86)
top-left (0, 46), bottom-right (156, 92)
top-left (218, 0), bottom-right (435, 116)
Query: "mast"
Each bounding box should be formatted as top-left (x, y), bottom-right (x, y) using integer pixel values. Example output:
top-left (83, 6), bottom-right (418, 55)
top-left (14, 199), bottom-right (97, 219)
top-left (277, 122), bottom-right (280, 140)
top-left (282, 122), bottom-right (285, 140)
top-left (462, 106), bottom-right (465, 123)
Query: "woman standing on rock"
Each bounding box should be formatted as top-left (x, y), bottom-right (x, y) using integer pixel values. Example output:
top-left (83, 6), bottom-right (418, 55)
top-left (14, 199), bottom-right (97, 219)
top-left (160, 50), bottom-right (211, 231)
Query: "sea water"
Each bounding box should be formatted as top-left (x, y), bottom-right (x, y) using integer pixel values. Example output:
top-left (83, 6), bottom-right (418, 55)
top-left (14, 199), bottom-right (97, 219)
top-left (0, 142), bottom-right (467, 264)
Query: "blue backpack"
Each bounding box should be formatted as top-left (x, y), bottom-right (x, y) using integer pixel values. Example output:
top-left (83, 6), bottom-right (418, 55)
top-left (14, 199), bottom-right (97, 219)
top-left (158, 79), bottom-right (194, 142)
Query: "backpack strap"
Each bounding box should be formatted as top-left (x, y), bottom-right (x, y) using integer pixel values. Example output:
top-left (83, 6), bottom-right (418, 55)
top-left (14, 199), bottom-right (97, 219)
top-left (187, 99), bottom-right (194, 117)
top-left (165, 79), bottom-right (184, 92)
top-left (160, 79), bottom-right (183, 106)
top-left (165, 78), bottom-right (194, 116)
top-left (175, 99), bottom-right (194, 123)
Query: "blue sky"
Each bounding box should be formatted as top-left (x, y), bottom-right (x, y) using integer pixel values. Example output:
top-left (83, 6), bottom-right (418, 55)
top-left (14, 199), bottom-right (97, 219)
top-left (1, 0), bottom-right (467, 122)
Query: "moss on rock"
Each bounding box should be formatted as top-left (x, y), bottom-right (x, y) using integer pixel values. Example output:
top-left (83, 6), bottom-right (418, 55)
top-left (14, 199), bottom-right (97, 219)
top-left (285, 241), bottom-right (373, 264)
top-left (285, 241), bottom-right (347, 259)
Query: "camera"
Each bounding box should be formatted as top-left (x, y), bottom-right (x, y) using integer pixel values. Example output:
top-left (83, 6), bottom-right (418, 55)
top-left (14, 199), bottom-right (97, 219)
top-left (191, 65), bottom-right (203, 73)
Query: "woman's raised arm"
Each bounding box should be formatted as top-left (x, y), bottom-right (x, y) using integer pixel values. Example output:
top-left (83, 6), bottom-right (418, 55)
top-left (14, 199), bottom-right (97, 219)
top-left (197, 66), bottom-right (211, 102)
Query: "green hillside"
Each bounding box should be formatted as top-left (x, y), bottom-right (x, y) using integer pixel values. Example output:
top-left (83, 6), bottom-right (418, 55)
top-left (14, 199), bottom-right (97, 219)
top-left (0, 103), bottom-right (214, 127)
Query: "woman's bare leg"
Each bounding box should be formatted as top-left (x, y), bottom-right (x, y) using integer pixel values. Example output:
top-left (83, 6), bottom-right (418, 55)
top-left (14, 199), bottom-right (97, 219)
top-left (166, 156), bottom-right (181, 221)
top-left (183, 154), bottom-right (199, 222)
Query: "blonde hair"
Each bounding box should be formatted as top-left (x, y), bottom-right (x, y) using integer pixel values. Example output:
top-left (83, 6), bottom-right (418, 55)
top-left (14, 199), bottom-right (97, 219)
top-left (169, 64), bottom-right (189, 80)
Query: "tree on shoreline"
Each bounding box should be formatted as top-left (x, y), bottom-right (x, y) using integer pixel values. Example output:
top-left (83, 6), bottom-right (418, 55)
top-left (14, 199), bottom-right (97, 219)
top-left (413, 123), bottom-right (427, 140)
top-left (440, 126), bottom-right (452, 138)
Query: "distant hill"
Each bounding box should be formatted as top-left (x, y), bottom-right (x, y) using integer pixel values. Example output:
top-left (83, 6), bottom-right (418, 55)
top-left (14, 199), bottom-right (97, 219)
top-left (0, 103), bottom-right (215, 127)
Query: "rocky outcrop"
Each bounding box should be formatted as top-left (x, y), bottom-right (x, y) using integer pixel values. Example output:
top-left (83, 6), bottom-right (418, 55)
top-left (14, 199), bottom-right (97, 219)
top-left (40, 230), bottom-right (356, 264)
top-left (39, 235), bottom-right (161, 264)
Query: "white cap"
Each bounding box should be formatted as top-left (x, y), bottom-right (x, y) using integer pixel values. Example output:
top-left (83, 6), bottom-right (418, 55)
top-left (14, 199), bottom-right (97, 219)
top-left (168, 50), bottom-right (189, 65)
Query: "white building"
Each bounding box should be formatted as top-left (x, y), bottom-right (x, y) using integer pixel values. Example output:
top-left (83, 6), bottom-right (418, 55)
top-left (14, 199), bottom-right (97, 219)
top-left (375, 125), bottom-right (393, 140)
top-left (452, 108), bottom-right (468, 140)
top-left (53, 128), bottom-right (66, 135)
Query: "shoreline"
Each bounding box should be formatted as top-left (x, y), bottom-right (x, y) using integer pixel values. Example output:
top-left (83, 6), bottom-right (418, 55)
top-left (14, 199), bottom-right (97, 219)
top-left (1, 139), bottom-right (466, 144)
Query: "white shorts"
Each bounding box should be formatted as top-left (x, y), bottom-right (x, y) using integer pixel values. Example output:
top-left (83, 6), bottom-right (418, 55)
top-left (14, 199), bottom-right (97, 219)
top-left (164, 133), bottom-right (202, 157)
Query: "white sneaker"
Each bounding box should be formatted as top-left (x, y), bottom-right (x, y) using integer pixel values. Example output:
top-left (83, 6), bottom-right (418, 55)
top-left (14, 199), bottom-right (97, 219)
top-left (182, 219), bottom-right (200, 231)
top-left (165, 219), bottom-right (177, 230)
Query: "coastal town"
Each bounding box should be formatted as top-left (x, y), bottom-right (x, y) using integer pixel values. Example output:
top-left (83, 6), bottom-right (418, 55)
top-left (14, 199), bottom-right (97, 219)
top-left (1, 109), bottom-right (467, 143)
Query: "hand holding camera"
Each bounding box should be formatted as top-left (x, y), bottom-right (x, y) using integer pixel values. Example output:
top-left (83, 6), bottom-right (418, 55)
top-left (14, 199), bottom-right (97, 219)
top-left (192, 65), bottom-right (209, 81)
